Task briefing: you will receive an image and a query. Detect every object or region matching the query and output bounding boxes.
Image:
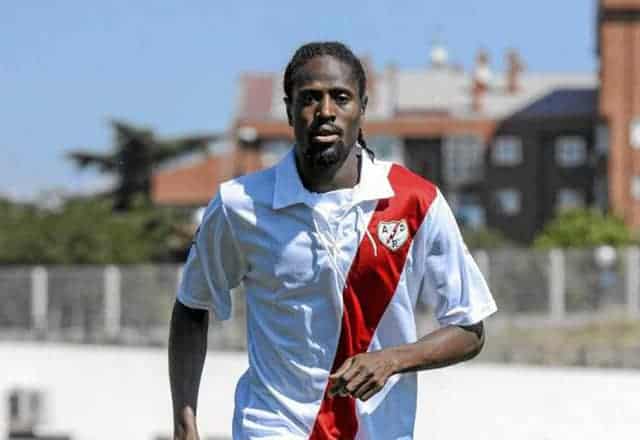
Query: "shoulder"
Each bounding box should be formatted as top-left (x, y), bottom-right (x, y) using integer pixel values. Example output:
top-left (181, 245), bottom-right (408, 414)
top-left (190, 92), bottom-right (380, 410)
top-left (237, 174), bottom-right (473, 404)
top-left (379, 160), bottom-right (438, 212)
top-left (386, 161), bottom-right (437, 196)
top-left (218, 165), bottom-right (276, 212)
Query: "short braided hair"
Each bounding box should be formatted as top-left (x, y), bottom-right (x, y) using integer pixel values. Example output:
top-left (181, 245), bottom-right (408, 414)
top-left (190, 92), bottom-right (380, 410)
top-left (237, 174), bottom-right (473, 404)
top-left (283, 41), bottom-right (374, 159)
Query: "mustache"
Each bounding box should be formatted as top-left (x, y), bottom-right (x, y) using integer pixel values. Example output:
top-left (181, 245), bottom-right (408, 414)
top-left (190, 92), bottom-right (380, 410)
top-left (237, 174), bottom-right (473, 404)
top-left (309, 123), bottom-right (343, 136)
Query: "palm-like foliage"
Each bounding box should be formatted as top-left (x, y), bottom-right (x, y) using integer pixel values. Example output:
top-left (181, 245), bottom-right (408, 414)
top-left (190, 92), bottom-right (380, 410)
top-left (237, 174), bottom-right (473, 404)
top-left (69, 120), bottom-right (220, 210)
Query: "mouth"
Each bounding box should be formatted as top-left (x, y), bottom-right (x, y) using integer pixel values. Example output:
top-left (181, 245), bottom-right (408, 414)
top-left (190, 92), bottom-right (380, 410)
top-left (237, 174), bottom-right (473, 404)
top-left (311, 133), bottom-right (340, 143)
top-left (309, 127), bottom-right (342, 144)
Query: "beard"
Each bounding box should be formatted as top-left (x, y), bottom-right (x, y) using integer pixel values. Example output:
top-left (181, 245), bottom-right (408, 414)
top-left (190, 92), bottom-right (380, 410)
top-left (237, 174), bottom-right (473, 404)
top-left (303, 139), bottom-right (346, 169)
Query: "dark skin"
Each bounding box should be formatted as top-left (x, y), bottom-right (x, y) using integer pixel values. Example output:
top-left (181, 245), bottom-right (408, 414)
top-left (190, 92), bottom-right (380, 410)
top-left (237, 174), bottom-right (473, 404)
top-left (169, 55), bottom-right (485, 438)
top-left (169, 301), bottom-right (207, 440)
top-left (284, 55), bottom-right (366, 193)
top-left (327, 322), bottom-right (484, 401)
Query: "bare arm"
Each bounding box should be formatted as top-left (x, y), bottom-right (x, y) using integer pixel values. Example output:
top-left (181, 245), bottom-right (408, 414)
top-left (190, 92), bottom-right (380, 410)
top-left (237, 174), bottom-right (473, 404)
top-left (169, 300), bottom-right (209, 439)
top-left (329, 322), bottom-right (485, 401)
top-left (392, 321), bottom-right (485, 373)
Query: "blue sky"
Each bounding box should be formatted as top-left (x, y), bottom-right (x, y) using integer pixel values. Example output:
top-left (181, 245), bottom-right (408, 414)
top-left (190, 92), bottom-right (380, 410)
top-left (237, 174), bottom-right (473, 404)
top-left (2, 0), bottom-right (597, 200)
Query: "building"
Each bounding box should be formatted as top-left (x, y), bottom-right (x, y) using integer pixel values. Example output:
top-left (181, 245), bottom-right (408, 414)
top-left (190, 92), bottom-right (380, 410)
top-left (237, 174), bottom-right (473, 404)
top-left (152, 0), bottom-right (640, 243)
top-left (598, 0), bottom-right (640, 228)
top-left (151, 137), bottom-right (263, 217)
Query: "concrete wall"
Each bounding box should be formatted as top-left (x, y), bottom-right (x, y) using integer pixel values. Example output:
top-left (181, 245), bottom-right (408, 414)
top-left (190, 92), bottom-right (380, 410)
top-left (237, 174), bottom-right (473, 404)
top-left (2, 342), bottom-right (639, 440)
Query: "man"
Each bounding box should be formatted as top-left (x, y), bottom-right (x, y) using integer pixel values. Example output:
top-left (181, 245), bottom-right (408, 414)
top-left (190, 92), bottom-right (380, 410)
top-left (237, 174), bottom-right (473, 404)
top-left (169, 41), bottom-right (497, 439)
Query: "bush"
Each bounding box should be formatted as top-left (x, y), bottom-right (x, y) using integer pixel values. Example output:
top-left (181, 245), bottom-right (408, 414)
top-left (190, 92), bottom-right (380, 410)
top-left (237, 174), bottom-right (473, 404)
top-left (533, 208), bottom-right (636, 249)
top-left (462, 227), bottom-right (513, 249)
top-left (0, 197), bottom-right (189, 264)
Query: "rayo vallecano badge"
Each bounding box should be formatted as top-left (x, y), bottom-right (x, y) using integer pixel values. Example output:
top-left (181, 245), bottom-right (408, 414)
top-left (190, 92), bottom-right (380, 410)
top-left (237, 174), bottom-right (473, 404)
top-left (377, 219), bottom-right (409, 251)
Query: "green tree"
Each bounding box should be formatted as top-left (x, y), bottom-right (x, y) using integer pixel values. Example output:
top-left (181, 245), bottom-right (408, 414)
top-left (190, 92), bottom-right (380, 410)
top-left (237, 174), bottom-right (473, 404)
top-left (0, 197), bottom-right (189, 264)
top-left (68, 120), bottom-right (219, 210)
top-left (461, 227), bottom-right (513, 249)
top-left (533, 208), bottom-right (636, 249)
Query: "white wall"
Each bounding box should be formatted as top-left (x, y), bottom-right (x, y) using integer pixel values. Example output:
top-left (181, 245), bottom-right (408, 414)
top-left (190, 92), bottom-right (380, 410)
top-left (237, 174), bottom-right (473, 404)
top-left (2, 342), bottom-right (639, 440)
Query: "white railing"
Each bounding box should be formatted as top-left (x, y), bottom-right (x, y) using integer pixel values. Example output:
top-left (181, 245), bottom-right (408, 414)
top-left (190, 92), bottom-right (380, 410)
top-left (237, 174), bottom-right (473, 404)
top-left (0, 247), bottom-right (639, 345)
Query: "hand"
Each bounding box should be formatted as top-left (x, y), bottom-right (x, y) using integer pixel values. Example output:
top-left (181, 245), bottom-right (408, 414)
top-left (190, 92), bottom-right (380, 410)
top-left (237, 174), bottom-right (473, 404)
top-left (327, 350), bottom-right (399, 401)
top-left (174, 406), bottom-right (200, 440)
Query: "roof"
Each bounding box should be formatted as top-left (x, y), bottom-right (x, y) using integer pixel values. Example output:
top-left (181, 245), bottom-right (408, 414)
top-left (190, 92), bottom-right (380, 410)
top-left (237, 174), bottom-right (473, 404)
top-left (235, 67), bottom-right (395, 122)
top-left (509, 88), bottom-right (598, 119)
top-left (152, 155), bottom-right (228, 206)
top-left (600, 0), bottom-right (640, 11)
top-left (152, 148), bottom-right (265, 206)
top-left (235, 67), bottom-right (597, 123)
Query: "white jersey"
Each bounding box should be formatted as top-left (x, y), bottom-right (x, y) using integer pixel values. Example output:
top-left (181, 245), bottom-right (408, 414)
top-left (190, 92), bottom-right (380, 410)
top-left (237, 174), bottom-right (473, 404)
top-left (178, 149), bottom-right (497, 439)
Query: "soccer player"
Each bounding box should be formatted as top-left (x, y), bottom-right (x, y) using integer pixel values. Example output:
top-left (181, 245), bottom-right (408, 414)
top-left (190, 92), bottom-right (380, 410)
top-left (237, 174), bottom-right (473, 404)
top-left (169, 41), bottom-right (497, 439)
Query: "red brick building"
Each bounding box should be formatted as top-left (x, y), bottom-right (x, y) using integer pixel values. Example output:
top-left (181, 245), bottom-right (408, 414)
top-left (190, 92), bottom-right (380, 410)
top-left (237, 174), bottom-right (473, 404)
top-left (599, 0), bottom-right (640, 227)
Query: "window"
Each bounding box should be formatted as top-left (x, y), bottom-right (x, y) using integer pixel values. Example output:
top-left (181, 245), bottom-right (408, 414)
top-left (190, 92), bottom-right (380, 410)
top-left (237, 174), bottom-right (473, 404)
top-left (367, 136), bottom-right (403, 164)
top-left (443, 135), bottom-right (484, 185)
top-left (631, 117), bottom-right (640, 150)
top-left (495, 188), bottom-right (521, 216)
top-left (631, 176), bottom-right (640, 201)
top-left (556, 188), bottom-right (585, 211)
top-left (492, 136), bottom-right (523, 166)
top-left (452, 192), bottom-right (486, 229)
top-left (595, 124), bottom-right (609, 156)
top-left (9, 393), bottom-right (19, 418)
top-left (555, 136), bottom-right (587, 167)
top-left (594, 176), bottom-right (608, 211)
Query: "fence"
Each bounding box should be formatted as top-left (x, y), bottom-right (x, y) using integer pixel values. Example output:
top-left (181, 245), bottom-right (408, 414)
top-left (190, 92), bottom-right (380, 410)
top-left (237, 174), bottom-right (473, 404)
top-left (1, 247), bottom-right (639, 346)
top-left (0, 265), bottom-right (179, 345)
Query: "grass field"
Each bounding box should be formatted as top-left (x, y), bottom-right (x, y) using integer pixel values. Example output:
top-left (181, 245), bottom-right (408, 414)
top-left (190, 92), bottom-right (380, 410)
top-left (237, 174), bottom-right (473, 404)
top-left (2, 342), bottom-right (639, 439)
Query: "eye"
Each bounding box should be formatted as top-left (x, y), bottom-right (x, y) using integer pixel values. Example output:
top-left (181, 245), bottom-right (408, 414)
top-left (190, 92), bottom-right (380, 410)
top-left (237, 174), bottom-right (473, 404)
top-left (335, 93), bottom-right (351, 106)
top-left (299, 91), bottom-right (316, 106)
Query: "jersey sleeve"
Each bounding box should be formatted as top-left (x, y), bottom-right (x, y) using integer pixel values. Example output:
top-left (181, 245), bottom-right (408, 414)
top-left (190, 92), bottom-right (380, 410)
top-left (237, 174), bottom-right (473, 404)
top-left (177, 194), bottom-right (246, 321)
top-left (419, 190), bottom-right (497, 326)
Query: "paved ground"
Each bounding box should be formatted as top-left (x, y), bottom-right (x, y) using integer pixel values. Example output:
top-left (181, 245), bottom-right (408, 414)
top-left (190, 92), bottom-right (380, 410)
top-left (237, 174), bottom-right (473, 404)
top-left (1, 342), bottom-right (638, 439)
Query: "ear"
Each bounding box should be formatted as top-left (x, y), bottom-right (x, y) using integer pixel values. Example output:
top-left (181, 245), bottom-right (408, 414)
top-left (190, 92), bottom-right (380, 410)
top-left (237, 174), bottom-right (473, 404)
top-left (360, 95), bottom-right (368, 116)
top-left (284, 96), bottom-right (293, 127)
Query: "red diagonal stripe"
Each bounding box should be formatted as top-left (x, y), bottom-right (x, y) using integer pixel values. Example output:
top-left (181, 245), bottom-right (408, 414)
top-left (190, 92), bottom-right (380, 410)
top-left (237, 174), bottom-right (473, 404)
top-left (309, 165), bottom-right (436, 439)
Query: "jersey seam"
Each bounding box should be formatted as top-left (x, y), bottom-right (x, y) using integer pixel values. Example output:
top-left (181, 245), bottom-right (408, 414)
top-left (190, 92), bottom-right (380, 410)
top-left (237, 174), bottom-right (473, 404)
top-left (436, 299), bottom-right (498, 326)
top-left (418, 187), bottom-right (443, 258)
top-left (176, 291), bottom-right (215, 312)
top-left (219, 184), bottom-right (249, 280)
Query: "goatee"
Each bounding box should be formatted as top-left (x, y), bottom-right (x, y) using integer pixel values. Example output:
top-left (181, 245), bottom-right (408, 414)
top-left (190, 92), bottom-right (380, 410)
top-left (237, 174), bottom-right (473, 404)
top-left (304, 141), bottom-right (344, 169)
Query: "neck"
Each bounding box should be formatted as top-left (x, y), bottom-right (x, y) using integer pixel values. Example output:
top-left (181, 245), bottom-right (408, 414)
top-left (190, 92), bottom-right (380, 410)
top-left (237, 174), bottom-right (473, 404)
top-left (296, 146), bottom-right (361, 193)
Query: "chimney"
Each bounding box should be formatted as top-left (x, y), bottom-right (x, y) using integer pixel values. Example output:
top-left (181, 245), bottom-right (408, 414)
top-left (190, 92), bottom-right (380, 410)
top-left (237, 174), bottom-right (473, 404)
top-left (506, 49), bottom-right (523, 94)
top-left (430, 41), bottom-right (449, 68)
top-left (472, 49), bottom-right (491, 113)
top-left (235, 125), bottom-right (260, 176)
top-left (385, 62), bottom-right (398, 115)
top-left (360, 54), bottom-right (376, 103)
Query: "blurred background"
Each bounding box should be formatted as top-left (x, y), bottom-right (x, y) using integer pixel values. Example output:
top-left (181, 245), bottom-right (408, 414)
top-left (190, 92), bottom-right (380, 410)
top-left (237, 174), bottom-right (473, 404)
top-left (2, 0), bottom-right (640, 438)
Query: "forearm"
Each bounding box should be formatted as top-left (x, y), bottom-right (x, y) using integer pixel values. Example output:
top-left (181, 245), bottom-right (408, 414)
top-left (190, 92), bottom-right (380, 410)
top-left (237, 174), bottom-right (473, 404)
top-left (169, 300), bottom-right (209, 429)
top-left (389, 322), bottom-right (485, 374)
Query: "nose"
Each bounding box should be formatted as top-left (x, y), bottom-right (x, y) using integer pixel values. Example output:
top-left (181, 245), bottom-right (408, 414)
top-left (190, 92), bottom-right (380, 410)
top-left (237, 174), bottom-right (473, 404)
top-left (317, 94), bottom-right (336, 120)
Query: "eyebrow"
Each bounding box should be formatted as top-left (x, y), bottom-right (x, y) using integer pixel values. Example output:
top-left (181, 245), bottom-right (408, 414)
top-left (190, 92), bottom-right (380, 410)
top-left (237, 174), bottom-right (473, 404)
top-left (293, 71), bottom-right (358, 90)
top-left (295, 85), bottom-right (356, 98)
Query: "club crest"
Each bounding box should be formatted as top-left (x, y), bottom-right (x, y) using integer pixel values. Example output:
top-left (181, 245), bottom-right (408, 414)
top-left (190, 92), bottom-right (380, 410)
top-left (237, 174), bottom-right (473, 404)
top-left (377, 219), bottom-right (409, 251)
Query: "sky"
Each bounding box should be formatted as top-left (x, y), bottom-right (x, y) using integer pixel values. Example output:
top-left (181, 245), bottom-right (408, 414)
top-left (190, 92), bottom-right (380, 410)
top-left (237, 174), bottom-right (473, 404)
top-left (1, 0), bottom-right (597, 200)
